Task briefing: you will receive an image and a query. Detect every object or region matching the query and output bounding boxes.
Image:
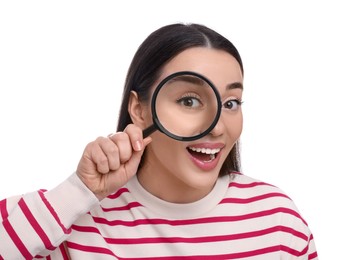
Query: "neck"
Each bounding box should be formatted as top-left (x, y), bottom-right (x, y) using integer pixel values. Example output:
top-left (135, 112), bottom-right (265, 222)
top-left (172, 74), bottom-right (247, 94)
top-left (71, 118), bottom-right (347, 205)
top-left (137, 163), bottom-right (215, 204)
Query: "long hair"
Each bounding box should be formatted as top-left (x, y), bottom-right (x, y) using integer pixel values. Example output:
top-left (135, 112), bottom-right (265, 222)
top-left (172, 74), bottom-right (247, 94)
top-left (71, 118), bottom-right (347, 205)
top-left (117, 23), bottom-right (244, 176)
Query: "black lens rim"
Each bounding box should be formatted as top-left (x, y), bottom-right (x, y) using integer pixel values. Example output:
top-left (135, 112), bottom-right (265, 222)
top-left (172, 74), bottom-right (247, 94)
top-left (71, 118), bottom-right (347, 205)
top-left (151, 71), bottom-right (222, 141)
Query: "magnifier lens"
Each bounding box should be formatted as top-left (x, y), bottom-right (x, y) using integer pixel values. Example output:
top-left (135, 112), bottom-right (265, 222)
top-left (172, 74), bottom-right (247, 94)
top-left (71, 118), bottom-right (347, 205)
top-left (152, 72), bottom-right (220, 141)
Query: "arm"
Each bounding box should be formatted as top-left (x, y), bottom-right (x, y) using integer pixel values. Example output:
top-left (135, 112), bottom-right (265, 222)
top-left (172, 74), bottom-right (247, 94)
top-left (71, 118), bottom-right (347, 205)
top-left (0, 124), bottom-right (150, 259)
top-left (0, 173), bottom-right (98, 259)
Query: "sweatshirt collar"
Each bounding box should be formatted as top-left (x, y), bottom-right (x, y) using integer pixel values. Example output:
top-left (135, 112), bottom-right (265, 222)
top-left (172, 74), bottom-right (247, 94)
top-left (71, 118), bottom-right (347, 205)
top-left (126, 174), bottom-right (230, 219)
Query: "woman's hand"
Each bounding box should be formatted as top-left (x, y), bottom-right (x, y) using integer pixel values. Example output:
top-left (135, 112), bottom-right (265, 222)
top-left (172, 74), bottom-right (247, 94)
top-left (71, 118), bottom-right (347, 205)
top-left (76, 124), bottom-right (151, 200)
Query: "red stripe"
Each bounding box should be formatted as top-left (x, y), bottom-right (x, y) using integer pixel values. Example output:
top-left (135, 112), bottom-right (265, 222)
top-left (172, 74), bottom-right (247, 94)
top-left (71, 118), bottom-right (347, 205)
top-left (107, 187), bottom-right (130, 199)
top-left (73, 224), bottom-right (307, 244)
top-left (102, 225), bottom-right (307, 244)
top-left (71, 245), bottom-right (303, 260)
top-left (229, 181), bottom-right (274, 188)
top-left (66, 241), bottom-right (117, 257)
top-left (72, 224), bottom-right (100, 233)
top-left (0, 198), bottom-right (8, 220)
top-left (38, 191), bottom-right (71, 234)
top-left (59, 242), bottom-right (70, 260)
top-left (280, 244), bottom-right (306, 257)
top-left (101, 201), bottom-right (143, 212)
top-left (220, 192), bottom-right (291, 204)
top-left (309, 251), bottom-right (318, 259)
top-left (92, 207), bottom-right (305, 226)
top-left (18, 198), bottom-right (55, 250)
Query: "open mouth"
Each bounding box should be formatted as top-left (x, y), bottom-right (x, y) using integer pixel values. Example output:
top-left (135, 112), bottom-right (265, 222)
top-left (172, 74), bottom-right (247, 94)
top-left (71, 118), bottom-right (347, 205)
top-left (187, 147), bottom-right (221, 163)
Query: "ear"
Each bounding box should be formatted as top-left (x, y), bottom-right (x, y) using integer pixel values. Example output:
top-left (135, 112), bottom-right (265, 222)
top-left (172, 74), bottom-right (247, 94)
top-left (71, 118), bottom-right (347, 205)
top-left (128, 91), bottom-right (146, 126)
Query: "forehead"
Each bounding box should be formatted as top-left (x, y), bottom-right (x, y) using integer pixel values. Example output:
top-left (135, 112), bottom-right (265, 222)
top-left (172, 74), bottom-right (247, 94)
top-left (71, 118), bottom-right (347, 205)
top-left (159, 47), bottom-right (243, 91)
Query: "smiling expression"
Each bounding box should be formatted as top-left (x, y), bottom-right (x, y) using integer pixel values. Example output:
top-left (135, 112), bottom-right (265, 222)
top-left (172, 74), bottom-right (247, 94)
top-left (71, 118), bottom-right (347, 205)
top-left (135, 47), bottom-right (243, 203)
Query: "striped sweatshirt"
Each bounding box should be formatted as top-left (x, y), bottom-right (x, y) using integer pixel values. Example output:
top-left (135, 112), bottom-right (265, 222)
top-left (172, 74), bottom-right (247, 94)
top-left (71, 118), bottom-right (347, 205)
top-left (0, 172), bottom-right (318, 259)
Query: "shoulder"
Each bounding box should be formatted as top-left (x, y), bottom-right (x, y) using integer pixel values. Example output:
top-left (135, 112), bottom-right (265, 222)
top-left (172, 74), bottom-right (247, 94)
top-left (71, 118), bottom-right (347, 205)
top-left (218, 173), bottom-right (317, 256)
top-left (224, 172), bottom-right (308, 227)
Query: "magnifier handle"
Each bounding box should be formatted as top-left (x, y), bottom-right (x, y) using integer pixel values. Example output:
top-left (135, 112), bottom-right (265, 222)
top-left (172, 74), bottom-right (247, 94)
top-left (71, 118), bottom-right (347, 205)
top-left (142, 124), bottom-right (157, 138)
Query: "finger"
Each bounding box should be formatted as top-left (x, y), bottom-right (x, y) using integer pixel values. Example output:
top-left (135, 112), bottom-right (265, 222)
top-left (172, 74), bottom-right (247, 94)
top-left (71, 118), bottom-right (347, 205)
top-left (108, 148), bottom-right (145, 186)
top-left (108, 132), bottom-right (133, 165)
top-left (90, 138), bottom-right (111, 174)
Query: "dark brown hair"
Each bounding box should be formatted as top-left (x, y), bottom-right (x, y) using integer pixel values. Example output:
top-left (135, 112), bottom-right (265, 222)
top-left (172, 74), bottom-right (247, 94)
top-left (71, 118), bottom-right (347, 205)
top-left (117, 23), bottom-right (243, 176)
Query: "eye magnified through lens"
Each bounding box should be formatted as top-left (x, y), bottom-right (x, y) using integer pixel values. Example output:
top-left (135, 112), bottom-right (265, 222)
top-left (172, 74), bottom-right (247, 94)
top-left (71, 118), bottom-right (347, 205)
top-left (142, 71), bottom-right (222, 141)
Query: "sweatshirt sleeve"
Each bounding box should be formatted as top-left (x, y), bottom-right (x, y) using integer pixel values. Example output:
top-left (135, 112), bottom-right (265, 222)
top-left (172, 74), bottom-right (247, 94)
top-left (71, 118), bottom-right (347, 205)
top-left (0, 173), bottom-right (99, 260)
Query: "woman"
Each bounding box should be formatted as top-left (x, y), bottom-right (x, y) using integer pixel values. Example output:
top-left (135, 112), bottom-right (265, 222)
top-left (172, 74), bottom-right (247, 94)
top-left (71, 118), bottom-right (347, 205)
top-left (0, 23), bottom-right (318, 259)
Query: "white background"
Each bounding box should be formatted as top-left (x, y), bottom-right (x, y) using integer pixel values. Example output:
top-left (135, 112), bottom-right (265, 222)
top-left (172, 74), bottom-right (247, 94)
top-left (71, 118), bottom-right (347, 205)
top-left (1, 1), bottom-right (350, 258)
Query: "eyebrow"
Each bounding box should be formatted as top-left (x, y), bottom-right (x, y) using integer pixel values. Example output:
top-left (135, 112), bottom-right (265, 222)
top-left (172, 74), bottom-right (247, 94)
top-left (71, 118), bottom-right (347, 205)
top-left (227, 82), bottom-right (243, 90)
top-left (170, 76), bottom-right (243, 89)
top-left (168, 75), bottom-right (206, 86)
top-left (167, 76), bottom-right (244, 90)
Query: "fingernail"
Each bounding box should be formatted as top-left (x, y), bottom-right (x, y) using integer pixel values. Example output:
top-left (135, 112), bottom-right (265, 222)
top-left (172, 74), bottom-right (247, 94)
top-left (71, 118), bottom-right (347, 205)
top-left (135, 141), bottom-right (142, 151)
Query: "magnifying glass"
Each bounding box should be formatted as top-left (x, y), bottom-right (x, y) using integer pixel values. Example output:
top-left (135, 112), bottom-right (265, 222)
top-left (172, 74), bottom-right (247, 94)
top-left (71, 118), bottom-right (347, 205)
top-left (142, 71), bottom-right (222, 141)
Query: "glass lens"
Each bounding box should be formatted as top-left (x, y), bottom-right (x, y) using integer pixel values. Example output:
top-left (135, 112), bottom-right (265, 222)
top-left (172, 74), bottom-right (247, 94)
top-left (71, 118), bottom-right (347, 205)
top-left (154, 74), bottom-right (219, 138)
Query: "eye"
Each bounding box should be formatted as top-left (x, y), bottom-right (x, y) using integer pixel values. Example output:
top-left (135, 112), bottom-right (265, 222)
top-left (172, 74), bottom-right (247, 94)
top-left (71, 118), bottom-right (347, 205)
top-left (222, 99), bottom-right (243, 111)
top-left (176, 94), bottom-right (202, 109)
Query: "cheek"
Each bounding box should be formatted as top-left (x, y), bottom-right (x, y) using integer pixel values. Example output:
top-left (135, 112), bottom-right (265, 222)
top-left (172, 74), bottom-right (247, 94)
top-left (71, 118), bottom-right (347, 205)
top-left (225, 112), bottom-right (243, 141)
top-left (235, 114), bottom-right (243, 138)
top-left (148, 132), bottom-right (183, 160)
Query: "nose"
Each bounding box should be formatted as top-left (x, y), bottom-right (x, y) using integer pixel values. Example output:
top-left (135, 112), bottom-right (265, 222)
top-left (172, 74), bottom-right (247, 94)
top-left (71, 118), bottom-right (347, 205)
top-left (209, 116), bottom-right (225, 137)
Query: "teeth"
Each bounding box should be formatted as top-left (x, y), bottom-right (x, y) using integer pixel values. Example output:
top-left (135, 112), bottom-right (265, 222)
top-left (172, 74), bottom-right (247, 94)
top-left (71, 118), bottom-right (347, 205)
top-left (188, 147), bottom-right (220, 155)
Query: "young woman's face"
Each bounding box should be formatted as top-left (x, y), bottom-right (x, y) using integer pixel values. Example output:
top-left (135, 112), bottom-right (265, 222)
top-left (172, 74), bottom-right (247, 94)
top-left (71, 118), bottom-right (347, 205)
top-left (138, 47), bottom-right (243, 203)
